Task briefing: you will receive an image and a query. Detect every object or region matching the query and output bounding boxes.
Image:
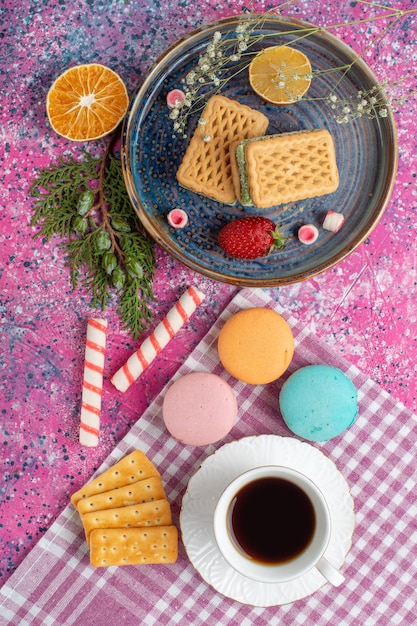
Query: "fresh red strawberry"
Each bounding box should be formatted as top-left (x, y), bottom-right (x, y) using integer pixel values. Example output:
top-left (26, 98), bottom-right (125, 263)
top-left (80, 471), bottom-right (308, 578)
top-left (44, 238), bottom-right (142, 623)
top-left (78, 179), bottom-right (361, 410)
top-left (218, 216), bottom-right (287, 260)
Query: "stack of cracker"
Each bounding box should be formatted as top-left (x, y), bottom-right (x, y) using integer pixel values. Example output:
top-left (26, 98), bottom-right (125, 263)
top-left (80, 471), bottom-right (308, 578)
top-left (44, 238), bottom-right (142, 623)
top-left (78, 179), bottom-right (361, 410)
top-left (71, 450), bottom-right (178, 567)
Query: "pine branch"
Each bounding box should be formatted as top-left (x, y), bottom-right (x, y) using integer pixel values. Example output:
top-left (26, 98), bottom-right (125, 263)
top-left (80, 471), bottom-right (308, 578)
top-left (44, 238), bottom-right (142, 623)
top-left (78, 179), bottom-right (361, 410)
top-left (30, 138), bottom-right (156, 339)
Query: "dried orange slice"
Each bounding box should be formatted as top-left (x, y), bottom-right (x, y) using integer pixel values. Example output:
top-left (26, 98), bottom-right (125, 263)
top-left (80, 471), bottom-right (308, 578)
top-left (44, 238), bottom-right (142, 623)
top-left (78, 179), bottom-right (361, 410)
top-left (249, 46), bottom-right (312, 105)
top-left (46, 64), bottom-right (129, 141)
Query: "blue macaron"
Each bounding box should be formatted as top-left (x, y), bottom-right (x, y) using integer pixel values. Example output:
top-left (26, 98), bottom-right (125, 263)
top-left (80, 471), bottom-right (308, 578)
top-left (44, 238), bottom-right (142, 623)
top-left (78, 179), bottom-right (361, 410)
top-left (279, 365), bottom-right (358, 442)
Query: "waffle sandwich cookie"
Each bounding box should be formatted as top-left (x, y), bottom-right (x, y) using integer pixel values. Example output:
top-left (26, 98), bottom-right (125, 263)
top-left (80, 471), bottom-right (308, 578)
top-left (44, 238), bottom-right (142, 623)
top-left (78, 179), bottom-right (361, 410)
top-left (230, 129), bottom-right (340, 208)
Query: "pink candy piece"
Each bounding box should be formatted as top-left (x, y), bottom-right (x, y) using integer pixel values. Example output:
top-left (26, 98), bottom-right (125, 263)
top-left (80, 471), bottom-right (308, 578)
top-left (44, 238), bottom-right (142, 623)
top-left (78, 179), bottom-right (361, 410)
top-left (323, 211), bottom-right (345, 232)
top-left (111, 286), bottom-right (206, 392)
top-left (167, 208), bottom-right (188, 228)
top-left (298, 224), bottom-right (319, 245)
top-left (166, 89), bottom-right (185, 109)
top-left (79, 318), bottom-right (108, 447)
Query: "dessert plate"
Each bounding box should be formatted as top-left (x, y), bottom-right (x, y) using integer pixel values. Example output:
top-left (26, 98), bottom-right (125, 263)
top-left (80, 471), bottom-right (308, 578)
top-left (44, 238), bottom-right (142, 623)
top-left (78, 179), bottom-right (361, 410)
top-left (180, 435), bottom-right (355, 607)
top-left (122, 15), bottom-right (397, 286)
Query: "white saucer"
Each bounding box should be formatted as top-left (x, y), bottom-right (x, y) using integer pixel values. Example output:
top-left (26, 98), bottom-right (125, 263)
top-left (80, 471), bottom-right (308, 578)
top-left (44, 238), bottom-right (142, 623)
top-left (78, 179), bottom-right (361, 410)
top-left (180, 435), bottom-right (355, 607)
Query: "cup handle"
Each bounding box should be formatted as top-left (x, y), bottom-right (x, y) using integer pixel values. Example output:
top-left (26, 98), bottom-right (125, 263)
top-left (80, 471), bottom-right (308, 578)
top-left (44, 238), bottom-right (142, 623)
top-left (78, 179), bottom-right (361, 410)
top-left (315, 556), bottom-right (345, 587)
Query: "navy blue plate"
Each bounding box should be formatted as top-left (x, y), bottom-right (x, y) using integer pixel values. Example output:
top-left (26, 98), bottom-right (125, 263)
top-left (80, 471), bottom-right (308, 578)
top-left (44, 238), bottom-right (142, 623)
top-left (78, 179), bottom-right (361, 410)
top-left (122, 15), bottom-right (397, 286)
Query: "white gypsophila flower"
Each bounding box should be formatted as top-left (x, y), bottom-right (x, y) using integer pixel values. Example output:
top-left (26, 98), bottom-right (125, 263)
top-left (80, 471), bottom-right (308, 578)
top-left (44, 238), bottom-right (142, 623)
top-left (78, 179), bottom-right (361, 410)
top-left (170, 13), bottom-right (402, 139)
top-left (239, 31), bottom-right (250, 42)
top-left (198, 117), bottom-right (206, 126)
top-left (199, 55), bottom-right (210, 67)
top-left (236, 23), bottom-right (248, 34)
top-left (203, 135), bottom-right (211, 143)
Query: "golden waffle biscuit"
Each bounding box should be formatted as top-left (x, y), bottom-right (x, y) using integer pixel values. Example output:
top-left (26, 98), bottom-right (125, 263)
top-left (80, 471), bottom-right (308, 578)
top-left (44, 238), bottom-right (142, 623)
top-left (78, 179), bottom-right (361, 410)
top-left (76, 476), bottom-right (167, 515)
top-left (176, 95), bottom-right (269, 204)
top-left (89, 526), bottom-right (178, 566)
top-left (70, 450), bottom-right (160, 508)
top-left (82, 499), bottom-right (172, 543)
top-left (245, 129), bottom-right (339, 208)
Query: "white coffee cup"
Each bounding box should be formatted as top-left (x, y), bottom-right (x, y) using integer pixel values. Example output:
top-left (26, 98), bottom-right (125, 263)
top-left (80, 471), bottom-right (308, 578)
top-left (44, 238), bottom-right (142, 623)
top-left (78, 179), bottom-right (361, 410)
top-left (213, 465), bottom-right (344, 586)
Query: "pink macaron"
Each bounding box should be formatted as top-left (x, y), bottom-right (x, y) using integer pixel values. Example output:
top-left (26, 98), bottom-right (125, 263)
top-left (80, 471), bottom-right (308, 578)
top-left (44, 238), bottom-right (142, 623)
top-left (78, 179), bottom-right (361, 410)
top-left (162, 372), bottom-right (238, 446)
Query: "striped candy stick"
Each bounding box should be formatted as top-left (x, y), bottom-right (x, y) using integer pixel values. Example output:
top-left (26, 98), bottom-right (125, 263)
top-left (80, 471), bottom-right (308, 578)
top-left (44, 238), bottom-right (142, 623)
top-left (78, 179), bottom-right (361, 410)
top-left (111, 286), bottom-right (206, 392)
top-left (79, 318), bottom-right (108, 447)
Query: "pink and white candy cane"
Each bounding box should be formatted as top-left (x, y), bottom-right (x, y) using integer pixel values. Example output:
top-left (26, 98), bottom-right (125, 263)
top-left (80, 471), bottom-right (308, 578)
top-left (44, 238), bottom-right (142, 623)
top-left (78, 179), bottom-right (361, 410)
top-left (79, 318), bottom-right (108, 447)
top-left (111, 286), bottom-right (206, 392)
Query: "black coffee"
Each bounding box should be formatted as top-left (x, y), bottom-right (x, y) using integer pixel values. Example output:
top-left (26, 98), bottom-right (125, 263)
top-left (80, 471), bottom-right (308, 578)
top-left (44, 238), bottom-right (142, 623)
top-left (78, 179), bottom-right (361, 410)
top-left (228, 477), bottom-right (316, 564)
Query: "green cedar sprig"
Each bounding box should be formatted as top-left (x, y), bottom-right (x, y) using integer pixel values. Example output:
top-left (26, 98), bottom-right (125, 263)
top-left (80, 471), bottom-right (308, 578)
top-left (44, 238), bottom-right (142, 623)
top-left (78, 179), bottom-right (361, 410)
top-left (29, 140), bottom-right (156, 339)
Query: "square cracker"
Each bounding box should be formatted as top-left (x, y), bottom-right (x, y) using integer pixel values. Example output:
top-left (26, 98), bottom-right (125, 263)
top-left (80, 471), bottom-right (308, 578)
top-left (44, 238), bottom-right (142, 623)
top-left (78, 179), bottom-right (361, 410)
top-left (82, 499), bottom-right (172, 544)
top-left (76, 476), bottom-right (167, 515)
top-left (89, 526), bottom-right (178, 567)
top-left (70, 450), bottom-right (160, 508)
top-left (176, 95), bottom-right (268, 204)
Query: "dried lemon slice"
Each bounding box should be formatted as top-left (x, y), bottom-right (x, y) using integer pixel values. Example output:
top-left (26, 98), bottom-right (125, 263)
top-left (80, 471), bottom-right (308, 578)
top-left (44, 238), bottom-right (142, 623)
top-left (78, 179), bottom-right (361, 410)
top-left (249, 45), bottom-right (312, 105)
top-left (46, 63), bottom-right (129, 141)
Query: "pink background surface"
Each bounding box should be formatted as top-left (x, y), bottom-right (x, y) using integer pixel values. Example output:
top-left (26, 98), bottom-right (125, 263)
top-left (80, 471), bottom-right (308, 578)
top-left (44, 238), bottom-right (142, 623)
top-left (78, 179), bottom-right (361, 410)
top-left (1, 0), bottom-right (416, 594)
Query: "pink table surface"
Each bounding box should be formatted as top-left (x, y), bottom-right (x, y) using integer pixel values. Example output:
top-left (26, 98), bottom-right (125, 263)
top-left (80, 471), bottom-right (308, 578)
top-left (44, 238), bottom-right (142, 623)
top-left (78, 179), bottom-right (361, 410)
top-left (1, 0), bottom-right (416, 608)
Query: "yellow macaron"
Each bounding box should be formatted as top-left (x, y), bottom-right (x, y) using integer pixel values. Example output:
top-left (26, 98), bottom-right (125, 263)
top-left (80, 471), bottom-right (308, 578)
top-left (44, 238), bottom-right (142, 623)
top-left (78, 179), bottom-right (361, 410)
top-left (217, 307), bottom-right (294, 384)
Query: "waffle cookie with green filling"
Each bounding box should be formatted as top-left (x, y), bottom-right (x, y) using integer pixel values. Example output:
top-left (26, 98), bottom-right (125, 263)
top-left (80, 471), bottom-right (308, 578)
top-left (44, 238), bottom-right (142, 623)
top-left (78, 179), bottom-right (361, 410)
top-left (230, 129), bottom-right (339, 208)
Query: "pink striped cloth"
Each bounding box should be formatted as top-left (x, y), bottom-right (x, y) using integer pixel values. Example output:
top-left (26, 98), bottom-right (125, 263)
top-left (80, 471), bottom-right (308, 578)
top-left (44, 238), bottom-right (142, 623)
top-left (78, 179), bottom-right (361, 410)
top-left (1, 288), bottom-right (416, 625)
